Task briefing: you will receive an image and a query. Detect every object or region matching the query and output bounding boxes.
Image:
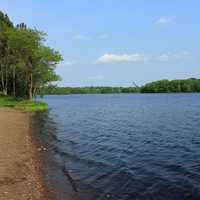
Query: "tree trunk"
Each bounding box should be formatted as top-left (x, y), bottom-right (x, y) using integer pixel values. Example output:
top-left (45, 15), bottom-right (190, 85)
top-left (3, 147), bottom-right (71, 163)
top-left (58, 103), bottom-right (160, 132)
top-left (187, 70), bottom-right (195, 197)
top-left (1, 70), bottom-right (7, 95)
top-left (4, 65), bottom-right (8, 95)
top-left (13, 68), bottom-right (16, 97)
top-left (28, 73), bottom-right (33, 100)
top-left (0, 64), bottom-right (5, 95)
top-left (1, 71), bottom-right (5, 94)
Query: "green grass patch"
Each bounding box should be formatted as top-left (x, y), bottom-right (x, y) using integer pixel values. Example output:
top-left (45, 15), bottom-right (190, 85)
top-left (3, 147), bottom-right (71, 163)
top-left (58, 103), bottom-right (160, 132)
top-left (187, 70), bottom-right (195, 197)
top-left (0, 95), bottom-right (48, 112)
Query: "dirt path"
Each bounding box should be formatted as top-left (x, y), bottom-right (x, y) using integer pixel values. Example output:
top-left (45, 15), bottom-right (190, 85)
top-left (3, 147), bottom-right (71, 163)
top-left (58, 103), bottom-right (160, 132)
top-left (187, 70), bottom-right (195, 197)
top-left (0, 108), bottom-right (48, 200)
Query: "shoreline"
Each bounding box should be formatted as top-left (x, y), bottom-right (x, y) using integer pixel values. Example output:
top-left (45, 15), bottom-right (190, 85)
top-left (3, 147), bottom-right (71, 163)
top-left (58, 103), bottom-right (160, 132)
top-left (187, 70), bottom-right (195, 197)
top-left (32, 112), bottom-right (99, 200)
top-left (0, 108), bottom-right (51, 200)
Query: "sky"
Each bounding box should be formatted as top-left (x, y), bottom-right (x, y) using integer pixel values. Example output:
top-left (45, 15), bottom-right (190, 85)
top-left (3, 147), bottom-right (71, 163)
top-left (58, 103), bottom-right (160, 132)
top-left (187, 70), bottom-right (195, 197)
top-left (0, 0), bottom-right (200, 86)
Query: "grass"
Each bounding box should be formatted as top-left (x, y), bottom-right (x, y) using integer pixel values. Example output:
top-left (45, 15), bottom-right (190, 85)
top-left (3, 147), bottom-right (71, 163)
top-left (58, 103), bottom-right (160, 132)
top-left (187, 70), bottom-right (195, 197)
top-left (0, 95), bottom-right (48, 112)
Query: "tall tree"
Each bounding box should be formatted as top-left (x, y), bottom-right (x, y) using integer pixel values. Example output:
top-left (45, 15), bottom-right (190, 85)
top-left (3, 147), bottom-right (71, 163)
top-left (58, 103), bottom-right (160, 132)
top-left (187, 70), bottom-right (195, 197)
top-left (0, 11), bottom-right (63, 99)
top-left (0, 11), bottom-right (13, 95)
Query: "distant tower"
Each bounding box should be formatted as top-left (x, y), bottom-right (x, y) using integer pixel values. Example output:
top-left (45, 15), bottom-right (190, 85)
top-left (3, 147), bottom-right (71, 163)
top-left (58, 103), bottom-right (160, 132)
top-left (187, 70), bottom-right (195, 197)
top-left (132, 82), bottom-right (139, 88)
top-left (132, 82), bottom-right (140, 92)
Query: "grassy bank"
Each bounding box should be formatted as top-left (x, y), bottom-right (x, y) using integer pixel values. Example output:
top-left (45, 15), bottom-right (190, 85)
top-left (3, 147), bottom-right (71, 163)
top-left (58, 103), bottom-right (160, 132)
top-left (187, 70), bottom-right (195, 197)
top-left (0, 96), bottom-right (48, 112)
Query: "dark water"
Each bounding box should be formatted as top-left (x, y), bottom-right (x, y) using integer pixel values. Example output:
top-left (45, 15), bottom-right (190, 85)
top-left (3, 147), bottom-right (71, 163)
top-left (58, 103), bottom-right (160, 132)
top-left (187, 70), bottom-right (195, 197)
top-left (36, 94), bottom-right (200, 200)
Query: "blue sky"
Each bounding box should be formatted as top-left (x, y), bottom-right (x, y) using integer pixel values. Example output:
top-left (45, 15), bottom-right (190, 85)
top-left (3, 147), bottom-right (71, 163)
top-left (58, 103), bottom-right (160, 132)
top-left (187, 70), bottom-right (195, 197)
top-left (0, 1), bottom-right (200, 86)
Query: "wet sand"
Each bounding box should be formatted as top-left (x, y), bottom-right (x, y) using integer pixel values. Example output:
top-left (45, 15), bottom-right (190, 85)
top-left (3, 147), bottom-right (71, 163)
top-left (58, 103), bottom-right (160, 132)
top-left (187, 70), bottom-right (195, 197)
top-left (0, 108), bottom-right (49, 200)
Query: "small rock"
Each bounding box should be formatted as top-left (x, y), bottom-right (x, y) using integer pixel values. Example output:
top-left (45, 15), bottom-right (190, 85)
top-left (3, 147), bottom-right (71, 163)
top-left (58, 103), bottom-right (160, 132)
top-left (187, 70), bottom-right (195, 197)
top-left (42, 147), bottom-right (47, 151)
top-left (37, 148), bottom-right (42, 152)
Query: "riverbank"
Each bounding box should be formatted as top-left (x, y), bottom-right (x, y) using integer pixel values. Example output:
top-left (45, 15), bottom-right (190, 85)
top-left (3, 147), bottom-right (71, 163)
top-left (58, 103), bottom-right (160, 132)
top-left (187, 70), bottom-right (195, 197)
top-left (0, 108), bottom-right (51, 200)
top-left (0, 95), bottom-right (48, 112)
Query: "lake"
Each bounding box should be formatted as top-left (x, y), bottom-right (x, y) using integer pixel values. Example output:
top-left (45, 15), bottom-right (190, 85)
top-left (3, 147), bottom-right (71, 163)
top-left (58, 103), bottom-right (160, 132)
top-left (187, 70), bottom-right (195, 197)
top-left (36, 94), bottom-right (200, 200)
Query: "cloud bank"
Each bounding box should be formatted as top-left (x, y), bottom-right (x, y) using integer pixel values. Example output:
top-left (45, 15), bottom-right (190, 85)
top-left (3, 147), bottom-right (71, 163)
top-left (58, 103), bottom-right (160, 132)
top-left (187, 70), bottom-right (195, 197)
top-left (96, 51), bottom-right (191, 64)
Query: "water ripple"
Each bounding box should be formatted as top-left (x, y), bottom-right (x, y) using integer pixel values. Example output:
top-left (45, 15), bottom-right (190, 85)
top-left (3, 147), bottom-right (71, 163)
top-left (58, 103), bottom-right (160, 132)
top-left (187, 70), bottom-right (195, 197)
top-left (38, 94), bottom-right (200, 200)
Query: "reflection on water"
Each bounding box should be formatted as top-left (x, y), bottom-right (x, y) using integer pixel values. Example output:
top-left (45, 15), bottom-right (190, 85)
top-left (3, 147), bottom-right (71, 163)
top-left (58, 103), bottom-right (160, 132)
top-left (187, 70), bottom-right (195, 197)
top-left (36, 94), bottom-right (200, 200)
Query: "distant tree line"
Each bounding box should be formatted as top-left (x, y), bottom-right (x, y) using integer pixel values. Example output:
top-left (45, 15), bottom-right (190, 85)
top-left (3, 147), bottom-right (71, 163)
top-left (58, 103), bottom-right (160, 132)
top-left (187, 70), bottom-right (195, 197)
top-left (42, 78), bottom-right (200, 95)
top-left (140, 78), bottom-right (200, 93)
top-left (42, 86), bottom-right (139, 95)
top-left (0, 11), bottom-right (62, 99)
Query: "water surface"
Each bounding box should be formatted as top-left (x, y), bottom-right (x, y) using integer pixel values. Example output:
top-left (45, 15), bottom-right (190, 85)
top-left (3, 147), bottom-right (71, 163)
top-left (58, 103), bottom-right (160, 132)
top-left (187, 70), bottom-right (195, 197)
top-left (37, 94), bottom-right (200, 200)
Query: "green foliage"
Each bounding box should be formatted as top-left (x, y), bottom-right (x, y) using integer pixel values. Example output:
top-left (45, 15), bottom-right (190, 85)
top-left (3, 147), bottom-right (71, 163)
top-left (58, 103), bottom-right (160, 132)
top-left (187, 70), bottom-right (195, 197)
top-left (0, 95), bottom-right (48, 112)
top-left (0, 11), bottom-right (62, 99)
top-left (140, 78), bottom-right (200, 93)
top-left (0, 11), bottom-right (13, 28)
top-left (42, 85), bottom-right (139, 95)
top-left (42, 78), bottom-right (200, 95)
top-left (14, 100), bottom-right (48, 112)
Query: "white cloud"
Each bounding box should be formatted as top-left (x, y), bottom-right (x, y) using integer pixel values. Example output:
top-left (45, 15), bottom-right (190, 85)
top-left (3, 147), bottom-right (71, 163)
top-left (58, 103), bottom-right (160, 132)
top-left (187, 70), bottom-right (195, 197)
top-left (96, 51), bottom-right (191, 64)
top-left (172, 51), bottom-right (191, 59)
top-left (96, 53), bottom-right (151, 64)
top-left (155, 17), bottom-right (175, 25)
top-left (72, 34), bottom-right (91, 41)
top-left (155, 54), bottom-right (172, 61)
top-left (88, 75), bottom-right (105, 80)
top-left (155, 51), bottom-right (191, 61)
top-left (96, 53), bottom-right (154, 64)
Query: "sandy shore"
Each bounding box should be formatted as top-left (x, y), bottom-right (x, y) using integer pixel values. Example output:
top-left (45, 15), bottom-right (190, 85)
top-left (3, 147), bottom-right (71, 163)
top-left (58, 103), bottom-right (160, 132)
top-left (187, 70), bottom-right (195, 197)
top-left (0, 108), bottom-right (49, 200)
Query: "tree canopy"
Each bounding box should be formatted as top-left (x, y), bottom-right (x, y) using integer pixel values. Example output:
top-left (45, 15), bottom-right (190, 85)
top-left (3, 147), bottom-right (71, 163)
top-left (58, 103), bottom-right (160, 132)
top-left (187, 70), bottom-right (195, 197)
top-left (140, 78), bottom-right (200, 93)
top-left (0, 11), bottom-right (62, 99)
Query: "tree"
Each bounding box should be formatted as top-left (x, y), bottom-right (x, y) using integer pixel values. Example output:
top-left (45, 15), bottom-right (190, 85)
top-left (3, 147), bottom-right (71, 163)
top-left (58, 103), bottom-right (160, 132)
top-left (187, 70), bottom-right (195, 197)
top-left (0, 11), bottom-right (63, 99)
top-left (0, 11), bottom-right (13, 95)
